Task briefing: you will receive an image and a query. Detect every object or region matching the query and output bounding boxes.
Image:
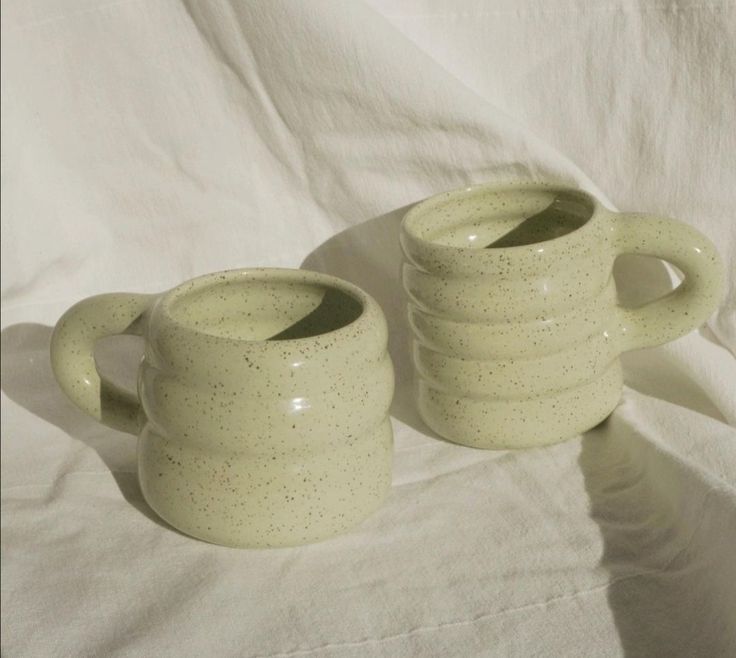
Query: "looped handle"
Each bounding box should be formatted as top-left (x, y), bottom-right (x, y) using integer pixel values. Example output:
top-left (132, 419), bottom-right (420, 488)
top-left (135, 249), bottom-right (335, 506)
top-left (50, 293), bottom-right (157, 435)
top-left (611, 212), bottom-right (724, 351)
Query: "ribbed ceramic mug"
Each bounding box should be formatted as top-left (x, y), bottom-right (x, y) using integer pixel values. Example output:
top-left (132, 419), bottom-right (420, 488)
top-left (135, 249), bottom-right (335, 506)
top-left (51, 268), bottom-right (394, 547)
top-left (400, 182), bottom-right (723, 449)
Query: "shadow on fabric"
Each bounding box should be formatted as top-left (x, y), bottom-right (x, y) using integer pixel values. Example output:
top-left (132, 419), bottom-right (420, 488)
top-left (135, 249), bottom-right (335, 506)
top-left (579, 419), bottom-right (736, 657)
top-left (0, 323), bottom-right (177, 533)
top-left (300, 204), bottom-right (444, 440)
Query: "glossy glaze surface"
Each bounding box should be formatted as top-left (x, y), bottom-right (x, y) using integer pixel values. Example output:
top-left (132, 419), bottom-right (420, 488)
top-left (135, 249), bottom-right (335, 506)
top-left (401, 182), bottom-right (724, 449)
top-left (51, 269), bottom-right (394, 547)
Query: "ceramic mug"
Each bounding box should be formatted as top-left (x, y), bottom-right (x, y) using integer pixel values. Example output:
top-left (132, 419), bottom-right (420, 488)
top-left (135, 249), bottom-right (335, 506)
top-left (400, 182), bottom-right (724, 449)
top-left (51, 268), bottom-right (394, 547)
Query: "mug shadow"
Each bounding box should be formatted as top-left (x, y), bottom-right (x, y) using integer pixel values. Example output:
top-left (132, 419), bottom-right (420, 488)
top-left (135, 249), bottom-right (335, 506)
top-left (0, 323), bottom-right (176, 533)
top-left (579, 418), bottom-right (734, 657)
top-left (300, 204), bottom-right (444, 440)
top-left (587, 256), bottom-right (727, 655)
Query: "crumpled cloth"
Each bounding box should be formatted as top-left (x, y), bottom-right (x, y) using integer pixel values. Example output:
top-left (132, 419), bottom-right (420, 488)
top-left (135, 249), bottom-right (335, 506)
top-left (2, 1), bottom-right (735, 656)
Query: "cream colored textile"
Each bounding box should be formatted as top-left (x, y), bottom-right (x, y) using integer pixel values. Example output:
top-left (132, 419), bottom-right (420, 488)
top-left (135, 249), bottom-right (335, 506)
top-left (2, 1), bottom-right (735, 656)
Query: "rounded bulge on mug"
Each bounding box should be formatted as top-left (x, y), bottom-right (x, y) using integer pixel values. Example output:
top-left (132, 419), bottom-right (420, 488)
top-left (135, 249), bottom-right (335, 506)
top-left (135, 311), bottom-right (394, 548)
top-left (403, 265), bottom-right (625, 449)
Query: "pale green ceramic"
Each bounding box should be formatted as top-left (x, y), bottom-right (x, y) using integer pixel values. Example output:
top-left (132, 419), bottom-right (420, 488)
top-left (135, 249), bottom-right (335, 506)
top-left (401, 182), bottom-right (724, 449)
top-left (51, 268), bottom-right (394, 547)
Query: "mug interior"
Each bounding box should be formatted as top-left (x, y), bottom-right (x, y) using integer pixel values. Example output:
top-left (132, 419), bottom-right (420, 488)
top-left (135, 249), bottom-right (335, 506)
top-left (167, 274), bottom-right (364, 341)
top-left (407, 186), bottom-right (596, 249)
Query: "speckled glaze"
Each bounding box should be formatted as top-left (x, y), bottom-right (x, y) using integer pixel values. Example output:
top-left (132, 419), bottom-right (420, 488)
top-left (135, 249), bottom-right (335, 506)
top-left (51, 269), bottom-right (394, 547)
top-left (401, 182), bottom-right (724, 449)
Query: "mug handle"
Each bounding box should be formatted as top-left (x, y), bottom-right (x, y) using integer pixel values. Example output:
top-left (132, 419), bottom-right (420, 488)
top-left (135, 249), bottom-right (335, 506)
top-left (610, 212), bottom-right (724, 351)
top-left (50, 293), bottom-right (157, 435)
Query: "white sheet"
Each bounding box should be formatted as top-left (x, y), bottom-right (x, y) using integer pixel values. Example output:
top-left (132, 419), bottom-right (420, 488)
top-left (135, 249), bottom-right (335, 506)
top-left (2, 1), bottom-right (735, 656)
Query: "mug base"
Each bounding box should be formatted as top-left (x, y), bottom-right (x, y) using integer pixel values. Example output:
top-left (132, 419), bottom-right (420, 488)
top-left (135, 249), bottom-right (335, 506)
top-left (417, 362), bottom-right (623, 450)
top-left (137, 417), bottom-right (393, 548)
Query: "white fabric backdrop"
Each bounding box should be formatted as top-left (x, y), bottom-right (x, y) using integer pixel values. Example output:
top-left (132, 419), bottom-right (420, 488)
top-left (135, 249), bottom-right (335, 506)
top-left (2, 1), bottom-right (735, 656)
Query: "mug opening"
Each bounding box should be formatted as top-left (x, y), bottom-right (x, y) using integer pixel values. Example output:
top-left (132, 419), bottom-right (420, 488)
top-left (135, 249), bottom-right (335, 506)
top-left (405, 185), bottom-right (596, 250)
top-left (164, 271), bottom-right (365, 342)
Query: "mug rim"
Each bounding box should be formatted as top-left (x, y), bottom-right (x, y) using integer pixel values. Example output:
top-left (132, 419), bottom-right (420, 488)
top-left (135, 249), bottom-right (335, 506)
top-left (401, 180), bottom-right (603, 255)
top-left (156, 267), bottom-right (377, 347)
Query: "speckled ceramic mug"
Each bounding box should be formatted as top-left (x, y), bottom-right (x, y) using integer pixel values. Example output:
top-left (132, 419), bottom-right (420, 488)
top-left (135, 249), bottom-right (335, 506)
top-left (51, 269), bottom-right (394, 547)
top-left (401, 182), bottom-right (723, 449)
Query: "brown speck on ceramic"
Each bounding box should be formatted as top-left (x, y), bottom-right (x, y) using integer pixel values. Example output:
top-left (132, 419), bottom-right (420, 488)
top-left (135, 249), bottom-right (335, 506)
top-left (51, 269), bottom-right (394, 548)
top-left (400, 181), bottom-right (724, 449)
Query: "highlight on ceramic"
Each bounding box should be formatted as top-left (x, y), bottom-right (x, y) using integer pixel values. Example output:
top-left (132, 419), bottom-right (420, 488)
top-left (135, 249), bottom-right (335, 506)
top-left (51, 268), bottom-right (394, 548)
top-left (401, 181), bottom-right (724, 449)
